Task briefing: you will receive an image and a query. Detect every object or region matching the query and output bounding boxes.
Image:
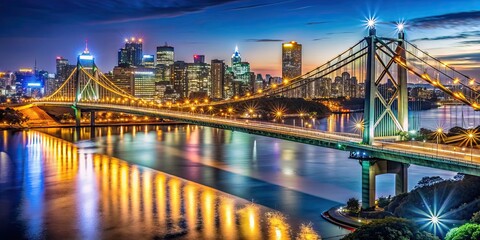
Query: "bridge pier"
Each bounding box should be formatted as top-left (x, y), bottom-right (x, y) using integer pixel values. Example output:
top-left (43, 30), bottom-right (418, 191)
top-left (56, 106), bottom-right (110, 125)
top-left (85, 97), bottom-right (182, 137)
top-left (360, 159), bottom-right (409, 209)
top-left (90, 111), bottom-right (95, 127)
top-left (75, 108), bottom-right (81, 128)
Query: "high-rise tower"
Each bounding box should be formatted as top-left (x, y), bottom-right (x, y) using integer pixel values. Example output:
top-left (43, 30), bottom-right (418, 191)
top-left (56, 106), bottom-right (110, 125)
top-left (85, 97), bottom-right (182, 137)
top-left (282, 41), bottom-right (302, 81)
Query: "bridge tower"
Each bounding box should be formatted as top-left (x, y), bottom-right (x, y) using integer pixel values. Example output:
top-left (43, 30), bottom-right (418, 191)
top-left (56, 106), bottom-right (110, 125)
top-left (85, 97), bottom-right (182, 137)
top-left (363, 22), bottom-right (409, 145)
top-left (360, 21), bottom-right (410, 209)
top-left (73, 41), bottom-right (99, 127)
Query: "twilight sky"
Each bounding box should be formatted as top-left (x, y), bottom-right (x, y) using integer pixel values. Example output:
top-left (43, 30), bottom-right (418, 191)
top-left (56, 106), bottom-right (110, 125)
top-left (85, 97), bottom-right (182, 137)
top-left (1, 0), bottom-right (479, 76)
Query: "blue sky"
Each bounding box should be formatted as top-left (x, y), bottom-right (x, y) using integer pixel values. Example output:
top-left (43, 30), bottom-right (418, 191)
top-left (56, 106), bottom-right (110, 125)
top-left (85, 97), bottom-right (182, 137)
top-left (1, 0), bottom-right (479, 76)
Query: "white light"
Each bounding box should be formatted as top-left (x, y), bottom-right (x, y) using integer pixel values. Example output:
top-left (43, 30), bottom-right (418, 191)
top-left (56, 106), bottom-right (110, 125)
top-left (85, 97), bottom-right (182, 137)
top-left (397, 23), bottom-right (404, 31)
top-left (79, 55), bottom-right (93, 60)
top-left (431, 216), bottom-right (439, 224)
top-left (367, 18), bottom-right (376, 28)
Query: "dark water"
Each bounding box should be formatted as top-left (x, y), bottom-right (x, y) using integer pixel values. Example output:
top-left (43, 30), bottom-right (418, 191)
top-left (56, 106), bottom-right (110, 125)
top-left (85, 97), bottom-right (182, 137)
top-left (0, 106), bottom-right (462, 239)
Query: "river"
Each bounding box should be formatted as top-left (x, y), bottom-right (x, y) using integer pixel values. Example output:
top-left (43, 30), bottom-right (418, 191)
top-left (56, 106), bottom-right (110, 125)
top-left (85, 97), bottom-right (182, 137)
top-left (0, 106), bottom-right (464, 239)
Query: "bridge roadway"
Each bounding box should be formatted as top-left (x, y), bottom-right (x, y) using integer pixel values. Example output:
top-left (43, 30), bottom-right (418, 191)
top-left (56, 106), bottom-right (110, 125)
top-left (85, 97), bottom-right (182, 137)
top-left (35, 101), bottom-right (480, 176)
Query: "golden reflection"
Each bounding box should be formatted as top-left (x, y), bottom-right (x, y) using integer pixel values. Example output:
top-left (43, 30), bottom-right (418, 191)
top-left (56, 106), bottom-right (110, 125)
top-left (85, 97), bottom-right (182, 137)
top-left (202, 189), bottom-right (216, 239)
top-left (169, 178), bottom-right (182, 230)
top-left (296, 223), bottom-right (321, 240)
top-left (16, 131), bottom-right (320, 239)
top-left (219, 197), bottom-right (236, 238)
top-left (239, 203), bottom-right (261, 239)
top-left (267, 211), bottom-right (291, 240)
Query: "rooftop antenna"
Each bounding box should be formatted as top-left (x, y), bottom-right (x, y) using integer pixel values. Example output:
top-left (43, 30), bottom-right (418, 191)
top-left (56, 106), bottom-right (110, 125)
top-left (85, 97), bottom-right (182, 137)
top-left (84, 39), bottom-right (89, 54)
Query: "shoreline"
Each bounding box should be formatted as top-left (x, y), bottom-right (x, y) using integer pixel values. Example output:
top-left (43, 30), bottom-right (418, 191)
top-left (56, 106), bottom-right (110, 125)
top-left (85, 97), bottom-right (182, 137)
top-left (0, 121), bottom-right (187, 130)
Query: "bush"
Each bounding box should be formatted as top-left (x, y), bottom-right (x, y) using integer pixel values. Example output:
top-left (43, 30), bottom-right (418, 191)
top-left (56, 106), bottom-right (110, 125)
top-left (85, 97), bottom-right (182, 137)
top-left (471, 211), bottom-right (480, 224)
top-left (342, 217), bottom-right (438, 240)
top-left (445, 223), bottom-right (480, 240)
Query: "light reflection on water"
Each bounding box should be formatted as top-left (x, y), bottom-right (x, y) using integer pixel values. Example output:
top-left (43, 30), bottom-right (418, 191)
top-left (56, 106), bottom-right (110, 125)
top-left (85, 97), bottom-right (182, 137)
top-left (0, 131), bottom-right (320, 239)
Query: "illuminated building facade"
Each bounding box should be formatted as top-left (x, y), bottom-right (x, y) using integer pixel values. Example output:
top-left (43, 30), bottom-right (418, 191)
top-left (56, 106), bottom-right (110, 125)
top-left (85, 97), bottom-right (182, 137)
top-left (187, 62), bottom-right (210, 98)
top-left (211, 59), bottom-right (225, 99)
top-left (118, 37), bottom-right (143, 67)
top-left (133, 68), bottom-right (156, 99)
top-left (282, 41), bottom-right (302, 81)
top-left (142, 54), bottom-right (155, 68)
top-left (109, 66), bottom-right (134, 95)
top-left (172, 61), bottom-right (188, 98)
top-left (156, 44), bottom-right (174, 66)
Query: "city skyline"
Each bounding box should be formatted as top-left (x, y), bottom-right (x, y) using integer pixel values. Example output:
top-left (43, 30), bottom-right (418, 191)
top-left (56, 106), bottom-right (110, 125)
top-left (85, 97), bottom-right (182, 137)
top-left (1, 0), bottom-right (479, 76)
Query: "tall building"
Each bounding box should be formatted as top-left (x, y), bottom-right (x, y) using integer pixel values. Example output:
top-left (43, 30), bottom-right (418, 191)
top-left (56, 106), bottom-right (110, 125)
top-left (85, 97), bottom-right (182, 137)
top-left (109, 66), bottom-right (134, 95)
top-left (133, 67), bottom-right (156, 99)
top-left (142, 54), bottom-right (155, 68)
top-left (193, 55), bottom-right (205, 64)
top-left (118, 37), bottom-right (143, 67)
top-left (282, 41), bottom-right (302, 81)
top-left (211, 59), bottom-right (225, 99)
top-left (156, 44), bottom-right (174, 66)
top-left (56, 57), bottom-right (69, 82)
top-left (187, 62), bottom-right (210, 98)
top-left (172, 61), bottom-right (188, 98)
top-left (231, 46), bottom-right (241, 65)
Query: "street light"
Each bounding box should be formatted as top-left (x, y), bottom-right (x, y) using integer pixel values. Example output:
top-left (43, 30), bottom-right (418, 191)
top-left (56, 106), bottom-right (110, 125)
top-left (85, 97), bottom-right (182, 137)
top-left (469, 133), bottom-right (474, 162)
top-left (436, 128), bottom-right (442, 155)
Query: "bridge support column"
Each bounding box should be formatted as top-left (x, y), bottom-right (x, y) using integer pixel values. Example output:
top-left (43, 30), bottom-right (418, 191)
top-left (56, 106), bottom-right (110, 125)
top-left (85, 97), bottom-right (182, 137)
top-left (75, 108), bottom-right (81, 128)
top-left (397, 31), bottom-right (409, 132)
top-left (360, 159), bottom-right (409, 209)
top-left (90, 111), bottom-right (95, 127)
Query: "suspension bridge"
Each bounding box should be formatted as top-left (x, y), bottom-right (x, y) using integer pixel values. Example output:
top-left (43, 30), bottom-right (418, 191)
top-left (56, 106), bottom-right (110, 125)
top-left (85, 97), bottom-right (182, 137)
top-left (31, 24), bottom-right (480, 209)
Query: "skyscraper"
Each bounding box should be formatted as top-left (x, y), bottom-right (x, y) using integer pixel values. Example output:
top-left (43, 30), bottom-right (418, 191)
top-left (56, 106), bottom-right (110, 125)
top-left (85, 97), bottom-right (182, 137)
top-left (193, 55), bottom-right (205, 64)
top-left (231, 46), bottom-right (241, 65)
top-left (172, 61), bottom-right (188, 98)
top-left (118, 37), bottom-right (143, 67)
top-left (156, 44), bottom-right (174, 66)
top-left (133, 67), bottom-right (156, 99)
top-left (187, 61), bottom-right (210, 98)
top-left (142, 54), bottom-right (155, 68)
top-left (282, 41), bottom-right (302, 81)
top-left (211, 59), bottom-right (225, 99)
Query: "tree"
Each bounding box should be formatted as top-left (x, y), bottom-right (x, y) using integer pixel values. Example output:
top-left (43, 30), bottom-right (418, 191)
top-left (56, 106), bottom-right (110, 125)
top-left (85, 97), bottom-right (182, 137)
top-left (471, 211), bottom-right (480, 224)
top-left (346, 198), bottom-right (360, 214)
top-left (445, 223), bottom-right (480, 240)
top-left (415, 176), bottom-right (444, 189)
top-left (377, 196), bottom-right (392, 208)
top-left (342, 217), bottom-right (438, 240)
top-left (0, 108), bottom-right (28, 126)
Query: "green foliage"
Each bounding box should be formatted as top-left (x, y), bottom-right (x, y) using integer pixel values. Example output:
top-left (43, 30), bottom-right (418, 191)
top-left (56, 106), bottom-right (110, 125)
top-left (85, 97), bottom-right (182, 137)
top-left (346, 198), bottom-right (360, 214)
top-left (342, 217), bottom-right (438, 240)
top-left (0, 108), bottom-right (28, 126)
top-left (445, 223), bottom-right (480, 240)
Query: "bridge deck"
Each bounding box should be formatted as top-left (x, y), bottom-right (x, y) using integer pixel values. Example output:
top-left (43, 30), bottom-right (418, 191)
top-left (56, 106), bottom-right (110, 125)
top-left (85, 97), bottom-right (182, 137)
top-left (34, 102), bottom-right (480, 176)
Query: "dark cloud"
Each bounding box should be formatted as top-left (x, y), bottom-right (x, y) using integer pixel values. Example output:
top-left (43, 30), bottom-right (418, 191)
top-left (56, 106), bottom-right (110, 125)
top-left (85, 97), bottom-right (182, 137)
top-left (461, 40), bottom-right (480, 45)
top-left (326, 31), bottom-right (353, 35)
top-left (313, 38), bottom-right (328, 41)
top-left (411, 31), bottom-right (480, 42)
top-left (0, 0), bottom-right (240, 36)
top-left (245, 39), bottom-right (284, 42)
top-left (306, 21), bottom-right (329, 25)
top-left (410, 11), bottom-right (480, 29)
top-left (439, 52), bottom-right (480, 62)
top-left (228, 0), bottom-right (291, 11)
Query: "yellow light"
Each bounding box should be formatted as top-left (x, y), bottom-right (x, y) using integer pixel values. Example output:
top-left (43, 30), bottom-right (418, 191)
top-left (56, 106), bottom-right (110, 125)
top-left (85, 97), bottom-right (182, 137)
top-left (234, 96), bottom-right (239, 100)
top-left (246, 93), bottom-right (251, 97)
top-left (228, 108), bottom-right (233, 113)
top-left (272, 84), bottom-right (277, 88)
top-left (437, 128), bottom-right (443, 133)
top-left (283, 79), bottom-right (289, 84)
top-left (283, 43), bottom-right (293, 47)
top-left (470, 79), bottom-right (475, 85)
top-left (453, 78), bottom-right (460, 84)
top-left (257, 89), bottom-right (263, 93)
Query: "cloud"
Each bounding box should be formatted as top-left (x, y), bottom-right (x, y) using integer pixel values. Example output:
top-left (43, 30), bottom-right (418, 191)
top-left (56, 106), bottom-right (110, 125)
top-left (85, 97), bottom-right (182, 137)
top-left (313, 38), bottom-right (328, 41)
top-left (326, 31), bottom-right (353, 35)
top-left (228, 0), bottom-right (292, 11)
top-left (0, 0), bottom-right (240, 35)
top-left (410, 11), bottom-right (480, 29)
top-left (411, 31), bottom-right (480, 42)
top-left (245, 39), bottom-right (284, 42)
top-left (461, 40), bottom-right (480, 45)
top-left (439, 52), bottom-right (480, 62)
top-left (306, 21), bottom-right (329, 25)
